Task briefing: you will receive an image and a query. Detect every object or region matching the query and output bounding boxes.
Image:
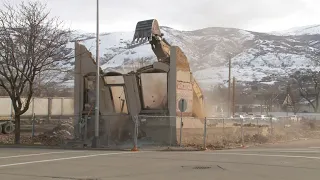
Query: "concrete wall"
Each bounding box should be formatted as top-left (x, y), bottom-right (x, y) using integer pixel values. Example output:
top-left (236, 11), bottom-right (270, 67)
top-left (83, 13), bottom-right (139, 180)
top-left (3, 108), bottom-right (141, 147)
top-left (176, 81), bottom-right (193, 115)
top-left (176, 70), bottom-right (193, 116)
top-left (192, 76), bottom-right (205, 118)
top-left (0, 97), bottom-right (74, 117)
top-left (141, 46), bottom-right (205, 145)
top-left (74, 42), bottom-right (132, 144)
top-left (174, 47), bottom-right (205, 118)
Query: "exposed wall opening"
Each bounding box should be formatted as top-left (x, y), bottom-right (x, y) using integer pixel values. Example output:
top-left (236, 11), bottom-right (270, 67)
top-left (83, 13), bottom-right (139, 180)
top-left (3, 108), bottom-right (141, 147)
top-left (83, 75), bottom-right (96, 112)
top-left (140, 73), bottom-right (167, 109)
top-left (103, 75), bottom-right (128, 114)
top-left (109, 86), bottom-right (128, 114)
top-left (104, 76), bottom-right (124, 85)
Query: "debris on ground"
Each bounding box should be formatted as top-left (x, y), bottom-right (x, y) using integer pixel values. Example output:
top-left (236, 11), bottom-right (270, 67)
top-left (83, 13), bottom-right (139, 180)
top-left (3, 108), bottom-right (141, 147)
top-left (0, 122), bottom-right (74, 146)
top-left (32, 123), bottom-right (74, 146)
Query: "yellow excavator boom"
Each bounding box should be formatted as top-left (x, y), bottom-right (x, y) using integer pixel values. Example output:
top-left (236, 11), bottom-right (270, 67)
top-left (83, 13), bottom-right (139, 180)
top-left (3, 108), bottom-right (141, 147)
top-left (132, 19), bottom-right (171, 63)
top-left (132, 19), bottom-right (205, 118)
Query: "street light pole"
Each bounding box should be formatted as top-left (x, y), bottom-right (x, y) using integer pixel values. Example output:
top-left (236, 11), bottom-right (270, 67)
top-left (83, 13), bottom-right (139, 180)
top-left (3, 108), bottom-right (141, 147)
top-left (228, 56), bottom-right (231, 117)
top-left (92, 0), bottom-right (100, 148)
top-left (232, 76), bottom-right (236, 116)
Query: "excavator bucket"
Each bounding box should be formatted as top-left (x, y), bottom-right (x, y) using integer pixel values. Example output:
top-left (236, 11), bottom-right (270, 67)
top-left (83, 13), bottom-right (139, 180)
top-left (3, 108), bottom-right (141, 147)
top-left (132, 19), bottom-right (162, 44)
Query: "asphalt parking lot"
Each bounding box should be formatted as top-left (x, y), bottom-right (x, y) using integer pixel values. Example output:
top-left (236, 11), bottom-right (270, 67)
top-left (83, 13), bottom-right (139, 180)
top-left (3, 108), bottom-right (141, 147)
top-left (0, 146), bottom-right (320, 180)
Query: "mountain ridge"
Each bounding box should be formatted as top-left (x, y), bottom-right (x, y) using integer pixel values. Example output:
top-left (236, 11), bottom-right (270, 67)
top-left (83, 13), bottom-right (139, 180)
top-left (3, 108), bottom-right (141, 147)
top-left (70, 24), bottom-right (320, 89)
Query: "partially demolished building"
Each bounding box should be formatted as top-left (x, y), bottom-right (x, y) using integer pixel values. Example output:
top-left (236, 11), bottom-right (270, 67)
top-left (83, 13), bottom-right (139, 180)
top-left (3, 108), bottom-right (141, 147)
top-left (74, 19), bottom-right (205, 146)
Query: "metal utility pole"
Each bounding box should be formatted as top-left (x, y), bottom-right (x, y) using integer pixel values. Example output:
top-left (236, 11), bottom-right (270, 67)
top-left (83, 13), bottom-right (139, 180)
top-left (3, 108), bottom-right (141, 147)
top-left (228, 56), bottom-right (231, 117)
top-left (92, 0), bottom-right (100, 148)
top-left (269, 93), bottom-right (273, 114)
top-left (286, 84), bottom-right (289, 117)
top-left (232, 77), bottom-right (236, 116)
top-left (260, 98), bottom-right (263, 115)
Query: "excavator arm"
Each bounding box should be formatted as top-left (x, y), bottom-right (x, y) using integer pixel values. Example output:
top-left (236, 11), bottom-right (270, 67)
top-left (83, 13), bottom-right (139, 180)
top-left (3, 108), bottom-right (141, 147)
top-left (132, 19), bottom-right (205, 118)
top-left (132, 19), bottom-right (171, 63)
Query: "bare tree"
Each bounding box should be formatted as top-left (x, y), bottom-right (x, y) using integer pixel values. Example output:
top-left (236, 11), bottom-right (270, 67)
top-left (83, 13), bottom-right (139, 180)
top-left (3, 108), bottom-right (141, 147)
top-left (0, 1), bottom-right (72, 144)
top-left (291, 70), bottom-right (320, 112)
top-left (33, 70), bottom-right (73, 97)
top-left (280, 84), bottom-right (301, 114)
top-left (288, 84), bottom-right (301, 114)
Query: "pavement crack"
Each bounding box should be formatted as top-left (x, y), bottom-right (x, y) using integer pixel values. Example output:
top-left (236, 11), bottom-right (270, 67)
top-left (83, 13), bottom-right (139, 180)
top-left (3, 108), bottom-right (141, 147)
top-left (217, 165), bottom-right (226, 170)
top-left (49, 176), bottom-right (100, 180)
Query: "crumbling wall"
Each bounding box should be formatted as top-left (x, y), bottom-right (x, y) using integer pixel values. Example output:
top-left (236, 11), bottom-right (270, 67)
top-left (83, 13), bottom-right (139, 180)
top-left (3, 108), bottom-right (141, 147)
top-left (110, 86), bottom-right (128, 113)
top-left (74, 42), bottom-right (132, 145)
top-left (191, 77), bottom-right (205, 118)
top-left (173, 47), bottom-right (204, 118)
top-left (174, 47), bottom-right (191, 72)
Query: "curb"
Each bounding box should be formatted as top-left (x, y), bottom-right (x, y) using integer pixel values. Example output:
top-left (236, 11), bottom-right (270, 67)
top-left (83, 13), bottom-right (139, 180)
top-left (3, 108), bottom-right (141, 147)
top-left (0, 144), bottom-right (133, 151)
top-left (0, 144), bottom-right (202, 152)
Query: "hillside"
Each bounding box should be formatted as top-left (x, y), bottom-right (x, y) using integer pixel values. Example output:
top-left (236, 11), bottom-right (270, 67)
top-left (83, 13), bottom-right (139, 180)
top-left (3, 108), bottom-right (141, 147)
top-left (71, 25), bottom-right (320, 89)
top-left (275, 25), bottom-right (320, 36)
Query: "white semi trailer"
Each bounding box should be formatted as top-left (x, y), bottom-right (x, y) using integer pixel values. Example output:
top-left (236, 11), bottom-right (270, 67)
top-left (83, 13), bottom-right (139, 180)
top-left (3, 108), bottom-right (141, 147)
top-left (0, 117), bottom-right (15, 134)
top-left (0, 97), bottom-right (15, 134)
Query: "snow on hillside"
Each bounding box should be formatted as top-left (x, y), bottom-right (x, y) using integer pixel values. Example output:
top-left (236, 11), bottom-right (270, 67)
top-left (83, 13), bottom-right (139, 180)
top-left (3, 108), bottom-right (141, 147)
top-left (194, 52), bottom-right (319, 87)
top-left (69, 25), bottom-right (320, 89)
top-left (274, 25), bottom-right (320, 36)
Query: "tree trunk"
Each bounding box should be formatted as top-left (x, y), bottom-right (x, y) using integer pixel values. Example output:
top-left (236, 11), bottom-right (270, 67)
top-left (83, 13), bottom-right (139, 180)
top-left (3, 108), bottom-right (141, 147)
top-left (313, 104), bottom-right (318, 113)
top-left (316, 96), bottom-right (319, 113)
top-left (14, 115), bottom-right (21, 144)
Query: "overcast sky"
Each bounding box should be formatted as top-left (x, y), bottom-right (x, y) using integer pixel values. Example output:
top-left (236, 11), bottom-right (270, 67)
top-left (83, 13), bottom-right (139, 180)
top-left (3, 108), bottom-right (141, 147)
top-left (7, 0), bottom-right (320, 33)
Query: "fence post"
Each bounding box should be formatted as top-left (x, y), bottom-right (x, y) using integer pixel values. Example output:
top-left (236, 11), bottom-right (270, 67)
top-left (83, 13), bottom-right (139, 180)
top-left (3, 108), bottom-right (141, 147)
top-left (179, 111), bottom-right (183, 147)
top-left (48, 97), bottom-right (52, 122)
top-left (84, 115), bottom-right (88, 141)
top-left (60, 98), bottom-right (64, 120)
top-left (79, 116), bottom-right (82, 140)
top-left (241, 117), bottom-right (244, 147)
top-left (256, 117), bottom-right (259, 135)
top-left (131, 115), bottom-right (139, 151)
top-left (10, 100), bottom-right (13, 119)
top-left (106, 117), bottom-right (110, 147)
top-left (202, 117), bottom-right (207, 150)
top-left (270, 117), bottom-right (273, 136)
top-left (32, 113), bottom-right (35, 138)
top-left (31, 98), bottom-right (35, 117)
top-left (222, 118), bottom-right (225, 142)
top-left (169, 118), bottom-right (173, 147)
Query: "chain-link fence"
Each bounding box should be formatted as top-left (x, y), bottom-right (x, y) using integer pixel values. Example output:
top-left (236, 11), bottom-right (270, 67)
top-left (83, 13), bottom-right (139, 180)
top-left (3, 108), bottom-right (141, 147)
top-left (0, 115), bottom-right (73, 145)
top-left (1, 114), bottom-right (320, 150)
top-left (204, 115), bottom-right (320, 149)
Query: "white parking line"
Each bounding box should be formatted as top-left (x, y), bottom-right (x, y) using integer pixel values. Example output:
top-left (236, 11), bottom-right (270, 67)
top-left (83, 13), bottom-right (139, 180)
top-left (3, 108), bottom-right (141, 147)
top-left (0, 151), bottom-right (84, 159)
top-left (223, 148), bottom-right (319, 151)
top-left (221, 149), bottom-right (320, 153)
top-left (0, 152), bottom-right (134, 168)
top-left (194, 152), bottom-right (320, 160)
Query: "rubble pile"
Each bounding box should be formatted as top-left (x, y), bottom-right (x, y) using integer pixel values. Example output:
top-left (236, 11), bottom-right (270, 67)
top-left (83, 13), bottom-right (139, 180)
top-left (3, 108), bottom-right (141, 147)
top-left (32, 123), bottom-right (74, 146)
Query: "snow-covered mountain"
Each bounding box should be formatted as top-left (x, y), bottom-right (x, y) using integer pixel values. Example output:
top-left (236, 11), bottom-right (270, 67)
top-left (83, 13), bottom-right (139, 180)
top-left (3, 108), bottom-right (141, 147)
top-left (71, 25), bottom-right (320, 89)
top-left (275, 25), bottom-right (320, 36)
